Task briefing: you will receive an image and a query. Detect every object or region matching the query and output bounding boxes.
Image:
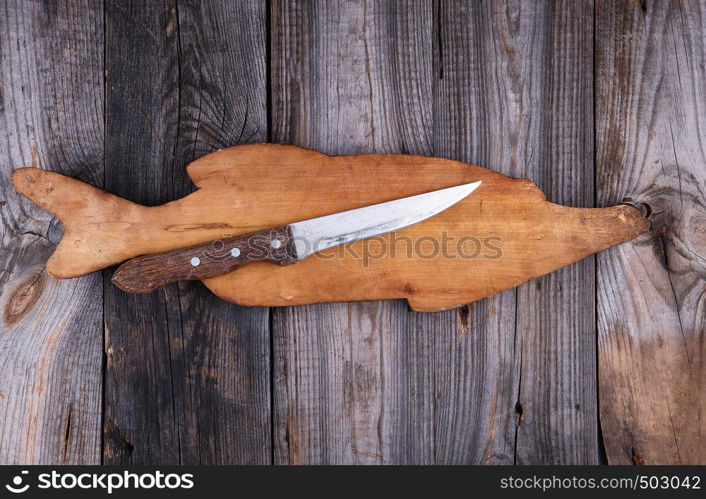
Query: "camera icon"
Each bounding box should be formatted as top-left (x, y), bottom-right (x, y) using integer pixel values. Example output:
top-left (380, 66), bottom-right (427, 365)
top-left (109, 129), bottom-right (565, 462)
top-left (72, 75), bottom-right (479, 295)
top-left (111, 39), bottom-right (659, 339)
top-left (5, 470), bottom-right (30, 494)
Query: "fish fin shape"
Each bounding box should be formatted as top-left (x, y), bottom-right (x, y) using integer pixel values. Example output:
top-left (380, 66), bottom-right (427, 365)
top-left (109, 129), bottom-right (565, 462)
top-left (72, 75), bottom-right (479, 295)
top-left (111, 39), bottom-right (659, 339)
top-left (11, 168), bottom-right (145, 278)
top-left (186, 143), bottom-right (323, 188)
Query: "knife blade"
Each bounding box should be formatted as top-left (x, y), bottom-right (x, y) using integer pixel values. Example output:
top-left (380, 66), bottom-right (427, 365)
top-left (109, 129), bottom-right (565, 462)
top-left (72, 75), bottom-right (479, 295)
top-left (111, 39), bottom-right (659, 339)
top-left (111, 181), bottom-right (481, 294)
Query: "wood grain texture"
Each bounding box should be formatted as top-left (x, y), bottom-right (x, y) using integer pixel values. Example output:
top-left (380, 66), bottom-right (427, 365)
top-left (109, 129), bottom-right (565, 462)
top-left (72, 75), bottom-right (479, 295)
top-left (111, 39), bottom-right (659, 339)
top-left (432, 0), bottom-right (521, 464)
top-left (270, 0), bottom-right (439, 464)
top-left (266, 0), bottom-right (620, 464)
top-left (512, 0), bottom-right (598, 465)
top-left (5, 0), bottom-right (704, 465)
top-left (437, 0), bottom-right (599, 463)
top-left (103, 0), bottom-right (271, 464)
top-left (0, 0), bottom-right (103, 463)
top-left (596, 0), bottom-right (706, 464)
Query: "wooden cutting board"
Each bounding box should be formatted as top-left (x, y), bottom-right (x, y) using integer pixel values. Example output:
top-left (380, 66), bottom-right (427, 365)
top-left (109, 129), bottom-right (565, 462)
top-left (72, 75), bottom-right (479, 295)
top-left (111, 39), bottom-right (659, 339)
top-left (11, 144), bottom-right (649, 312)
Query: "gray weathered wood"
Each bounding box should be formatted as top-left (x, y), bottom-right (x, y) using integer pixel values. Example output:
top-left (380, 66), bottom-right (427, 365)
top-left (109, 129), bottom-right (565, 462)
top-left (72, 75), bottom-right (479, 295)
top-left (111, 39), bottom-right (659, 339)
top-left (271, 0), bottom-right (444, 464)
top-left (596, 0), bottom-right (706, 464)
top-left (103, 0), bottom-right (271, 464)
top-left (271, 0), bottom-right (596, 465)
top-left (7, 0), bottom-right (705, 465)
top-left (431, 0), bottom-right (520, 464)
top-left (0, 0), bottom-right (103, 464)
top-left (513, 0), bottom-right (597, 464)
top-left (436, 0), bottom-right (598, 463)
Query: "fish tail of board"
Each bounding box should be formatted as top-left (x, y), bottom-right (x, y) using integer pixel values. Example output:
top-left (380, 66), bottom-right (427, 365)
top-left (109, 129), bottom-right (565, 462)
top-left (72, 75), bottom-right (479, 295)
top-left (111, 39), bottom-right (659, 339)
top-left (11, 167), bottom-right (145, 278)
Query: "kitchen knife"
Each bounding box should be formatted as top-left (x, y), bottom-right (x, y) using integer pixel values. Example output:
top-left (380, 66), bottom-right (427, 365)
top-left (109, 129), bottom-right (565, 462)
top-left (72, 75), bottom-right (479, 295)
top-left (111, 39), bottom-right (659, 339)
top-left (111, 181), bottom-right (481, 294)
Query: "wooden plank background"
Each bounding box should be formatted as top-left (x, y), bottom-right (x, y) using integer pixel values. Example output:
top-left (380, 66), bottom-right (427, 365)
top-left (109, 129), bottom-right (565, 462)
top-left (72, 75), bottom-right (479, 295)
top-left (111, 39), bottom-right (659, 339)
top-left (596, 0), bottom-right (706, 465)
top-left (0, 0), bottom-right (703, 464)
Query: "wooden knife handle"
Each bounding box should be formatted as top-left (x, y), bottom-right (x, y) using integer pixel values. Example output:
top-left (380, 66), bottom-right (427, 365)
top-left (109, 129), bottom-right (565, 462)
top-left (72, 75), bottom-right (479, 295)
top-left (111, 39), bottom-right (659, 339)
top-left (111, 225), bottom-right (296, 294)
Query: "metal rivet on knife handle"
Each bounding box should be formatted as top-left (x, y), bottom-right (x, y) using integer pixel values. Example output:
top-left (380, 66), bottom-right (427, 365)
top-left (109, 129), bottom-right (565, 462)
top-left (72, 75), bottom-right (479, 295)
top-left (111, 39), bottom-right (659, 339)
top-left (111, 226), bottom-right (297, 294)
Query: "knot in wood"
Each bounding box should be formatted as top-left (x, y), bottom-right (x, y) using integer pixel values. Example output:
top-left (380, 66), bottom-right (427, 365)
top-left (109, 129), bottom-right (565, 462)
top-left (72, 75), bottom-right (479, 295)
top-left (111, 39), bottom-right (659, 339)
top-left (2, 265), bottom-right (46, 326)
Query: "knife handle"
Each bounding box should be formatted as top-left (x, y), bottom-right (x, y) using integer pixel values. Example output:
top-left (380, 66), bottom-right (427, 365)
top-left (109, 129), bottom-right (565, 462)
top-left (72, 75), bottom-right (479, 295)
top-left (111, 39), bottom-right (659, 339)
top-left (111, 225), bottom-right (296, 294)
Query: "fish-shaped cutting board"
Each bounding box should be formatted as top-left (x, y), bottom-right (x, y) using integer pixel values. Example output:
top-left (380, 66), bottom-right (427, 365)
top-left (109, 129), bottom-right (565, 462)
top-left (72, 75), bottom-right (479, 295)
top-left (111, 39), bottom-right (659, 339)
top-left (11, 144), bottom-right (649, 312)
